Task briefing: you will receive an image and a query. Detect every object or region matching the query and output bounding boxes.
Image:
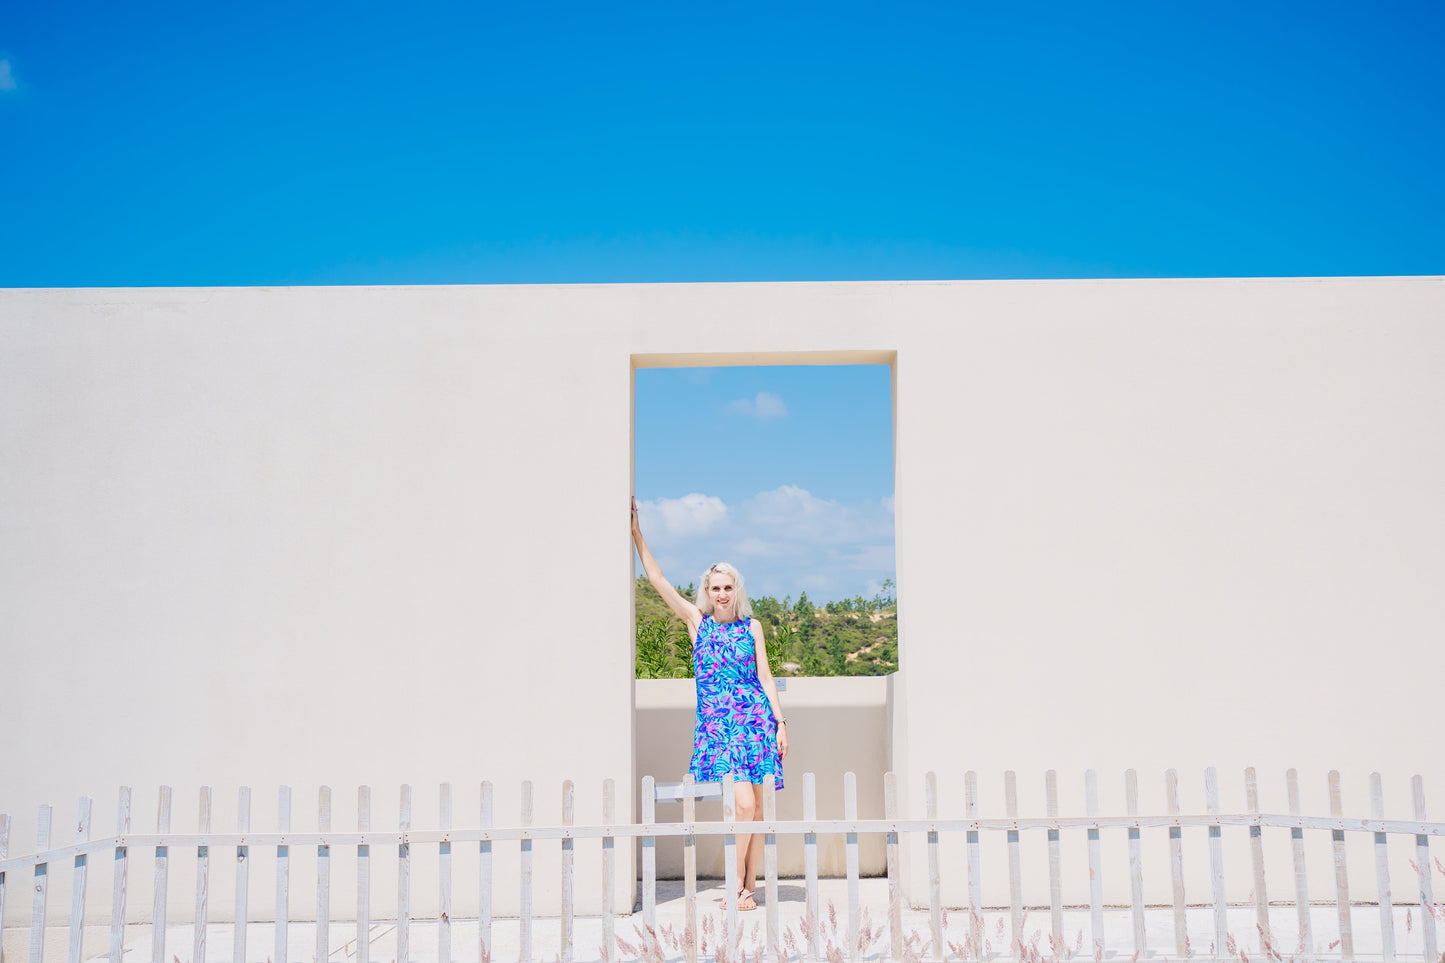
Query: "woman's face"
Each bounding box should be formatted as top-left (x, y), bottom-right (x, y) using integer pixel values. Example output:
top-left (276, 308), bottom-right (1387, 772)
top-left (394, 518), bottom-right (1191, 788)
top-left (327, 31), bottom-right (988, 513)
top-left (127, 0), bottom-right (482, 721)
top-left (707, 571), bottom-right (735, 615)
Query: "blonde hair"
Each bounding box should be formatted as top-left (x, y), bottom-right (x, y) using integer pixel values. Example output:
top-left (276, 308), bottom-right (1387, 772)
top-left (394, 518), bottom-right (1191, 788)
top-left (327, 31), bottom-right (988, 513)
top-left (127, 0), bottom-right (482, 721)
top-left (697, 562), bottom-right (753, 619)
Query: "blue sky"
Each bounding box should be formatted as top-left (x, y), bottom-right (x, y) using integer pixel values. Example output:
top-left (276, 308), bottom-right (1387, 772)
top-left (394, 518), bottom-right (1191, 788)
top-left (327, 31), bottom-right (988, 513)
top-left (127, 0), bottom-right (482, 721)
top-left (5, 1), bottom-right (1442, 600)
top-left (635, 365), bottom-right (894, 603)
top-left (2, 2), bottom-right (1441, 286)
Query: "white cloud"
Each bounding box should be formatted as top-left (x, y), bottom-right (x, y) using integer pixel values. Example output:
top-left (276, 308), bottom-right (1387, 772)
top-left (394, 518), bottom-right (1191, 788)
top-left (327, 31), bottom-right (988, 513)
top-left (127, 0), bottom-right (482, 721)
top-left (726, 391), bottom-right (787, 420)
top-left (0, 60), bottom-right (16, 92)
top-left (732, 536), bottom-right (778, 557)
top-left (638, 492), bottom-right (727, 537)
top-left (635, 485), bottom-right (896, 602)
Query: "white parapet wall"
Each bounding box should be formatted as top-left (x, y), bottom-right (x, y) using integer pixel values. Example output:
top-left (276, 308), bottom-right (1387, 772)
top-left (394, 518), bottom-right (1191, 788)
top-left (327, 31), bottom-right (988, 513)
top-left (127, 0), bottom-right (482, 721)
top-left (636, 675), bottom-right (893, 879)
top-left (2, 278), bottom-right (1443, 923)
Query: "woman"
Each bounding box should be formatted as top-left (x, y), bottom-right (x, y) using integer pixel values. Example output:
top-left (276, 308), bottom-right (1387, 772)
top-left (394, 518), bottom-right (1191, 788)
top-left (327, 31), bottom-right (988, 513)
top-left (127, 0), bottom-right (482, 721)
top-left (632, 498), bottom-right (789, 911)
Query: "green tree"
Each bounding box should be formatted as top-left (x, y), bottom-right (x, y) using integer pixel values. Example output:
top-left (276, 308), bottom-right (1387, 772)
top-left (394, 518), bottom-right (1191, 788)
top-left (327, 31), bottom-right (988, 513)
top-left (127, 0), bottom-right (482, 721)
top-left (794, 591), bottom-right (813, 617)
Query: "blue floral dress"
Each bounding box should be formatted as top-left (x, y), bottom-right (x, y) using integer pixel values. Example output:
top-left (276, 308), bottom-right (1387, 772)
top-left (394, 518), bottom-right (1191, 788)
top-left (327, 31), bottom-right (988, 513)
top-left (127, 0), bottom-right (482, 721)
top-left (689, 615), bottom-right (784, 788)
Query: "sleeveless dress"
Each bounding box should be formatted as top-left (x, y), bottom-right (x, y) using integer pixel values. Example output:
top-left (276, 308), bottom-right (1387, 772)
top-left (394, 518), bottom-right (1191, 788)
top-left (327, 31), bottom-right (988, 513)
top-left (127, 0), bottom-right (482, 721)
top-left (689, 614), bottom-right (785, 789)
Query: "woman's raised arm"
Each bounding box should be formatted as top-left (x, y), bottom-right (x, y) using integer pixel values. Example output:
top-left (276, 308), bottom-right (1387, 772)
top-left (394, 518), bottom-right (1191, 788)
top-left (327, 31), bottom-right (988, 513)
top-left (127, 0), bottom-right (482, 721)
top-left (632, 497), bottom-right (702, 630)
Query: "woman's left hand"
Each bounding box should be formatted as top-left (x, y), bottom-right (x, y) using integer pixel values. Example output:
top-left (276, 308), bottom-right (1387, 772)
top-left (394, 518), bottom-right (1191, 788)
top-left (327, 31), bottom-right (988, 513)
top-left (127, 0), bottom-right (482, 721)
top-left (776, 722), bottom-right (789, 761)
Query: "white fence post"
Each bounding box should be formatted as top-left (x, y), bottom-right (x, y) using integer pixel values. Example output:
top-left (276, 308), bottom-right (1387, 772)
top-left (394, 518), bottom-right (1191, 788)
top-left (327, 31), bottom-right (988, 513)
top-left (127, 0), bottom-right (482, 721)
top-left (67, 796), bottom-right (92, 963)
top-left (844, 771), bottom-right (860, 963)
top-left (520, 780), bottom-right (534, 963)
top-left (1086, 769), bottom-right (1104, 961)
top-left (602, 779), bottom-right (616, 963)
top-left (479, 781), bottom-right (493, 963)
top-left (803, 772), bottom-right (819, 961)
top-left (1329, 770), bottom-right (1355, 961)
top-left (317, 786), bottom-right (331, 963)
top-left (1205, 767), bottom-right (1227, 959)
top-left (1004, 770), bottom-right (1022, 956)
top-left (110, 787), bottom-right (132, 963)
top-left (1287, 769), bottom-right (1312, 956)
top-left (639, 775), bottom-right (655, 934)
top-left (1125, 770), bottom-right (1146, 959)
top-left (925, 771), bottom-right (941, 962)
top-left (275, 785), bottom-right (291, 963)
top-left (439, 782), bottom-right (453, 963)
top-left (1166, 769), bottom-right (1189, 959)
top-left (1246, 767), bottom-right (1271, 953)
top-left (234, 787), bottom-right (250, 963)
top-left (884, 771), bottom-right (902, 963)
top-left (1369, 773), bottom-right (1395, 963)
top-left (355, 785), bottom-right (370, 963)
top-left (29, 803), bottom-right (51, 963)
top-left (1413, 776), bottom-right (1438, 963)
top-left (194, 788), bottom-right (210, 963)
top-left (398, 785), bottom-right (411, 963)
top-left (561, 780), bottom-right (575, 963)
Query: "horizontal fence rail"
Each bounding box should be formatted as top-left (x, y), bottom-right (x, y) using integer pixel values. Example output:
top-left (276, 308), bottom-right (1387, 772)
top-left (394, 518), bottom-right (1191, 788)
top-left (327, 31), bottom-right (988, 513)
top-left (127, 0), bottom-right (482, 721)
top-left (2, 769), bottom-right (1443, 963)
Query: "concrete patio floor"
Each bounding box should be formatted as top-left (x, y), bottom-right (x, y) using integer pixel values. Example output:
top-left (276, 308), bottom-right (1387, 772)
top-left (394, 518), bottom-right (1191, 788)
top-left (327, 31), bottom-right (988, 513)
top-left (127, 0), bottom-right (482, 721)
top-left (5, 878), bottom-right (1436, 963)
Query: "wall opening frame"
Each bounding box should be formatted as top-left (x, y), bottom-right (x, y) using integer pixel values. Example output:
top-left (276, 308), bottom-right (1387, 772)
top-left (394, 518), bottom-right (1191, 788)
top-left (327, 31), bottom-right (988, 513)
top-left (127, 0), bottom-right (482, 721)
top-left (627, 349), bottom-right (900, 805)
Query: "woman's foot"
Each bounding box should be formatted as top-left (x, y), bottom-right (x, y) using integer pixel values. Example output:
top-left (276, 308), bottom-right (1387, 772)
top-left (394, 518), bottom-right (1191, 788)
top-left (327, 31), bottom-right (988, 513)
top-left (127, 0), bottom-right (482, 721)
top-left (737, 888), bottom-right (758, 911)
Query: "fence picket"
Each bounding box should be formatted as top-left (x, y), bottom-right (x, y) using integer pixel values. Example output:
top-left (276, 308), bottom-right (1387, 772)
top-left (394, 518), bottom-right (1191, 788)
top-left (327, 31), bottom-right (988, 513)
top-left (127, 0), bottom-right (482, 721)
top-left (1125, 770), bottom-right (1145, 959)
top-left (764, 774), bottom-right (780, 961)
top-left (109, 788), bottom-right (131, 963)
top-left (640, 775), bottom-right (655, 933)
top-left (722, 772), bottom-right (738, 950)
top-left (1283, 769), bottom-right (1313, 958)
top-left (682, 774), bottom-right (697, 963)
top-left (1369, 773), bottom-right (1394, 963)
top-left (398, 784), bottom-right (412, 963)
top-left (317, 787), bottom-right (331, 963)
top-left (440, 782), bottom-right (453, 963)
top-left (1045, 771), bottom-right (1064, 958)
top-left (925, 771), bottom-right (941, 962)
top-left (67, 796), bottom-right (92, 963)
top-left (965, 771), bottom-right (981, 961)
top-left (234, 787), bottom-right (251, 963)
top-left (1205, 768), bottom-right (1227, 959)
top-left (194, 788), bottom-right (211, 963)
top-left (520, 780), bottom-right (534, 963)
top-left (602, 779), bottom-right (616, 963)
top-left (1166, 770), bottom-right (1189, 958)
top-left (356, 785), bottom-right (371, 963)
top-left (844, 771), bottom-right (860, 963)
top-left (1329, 771), bottom-right (1354, 961)
top-left (561, 780), bottom-right (575, 963)
top-left (1086, 770), bottom-right (1104, 961)
top-left (276, 785), bottom-right (291, 963)
top-left (1005, 771), bottom-right (1023, 956)
top-left (1412, 776), bottom-right (1437, 963)
top-left (151, 787), bottom-right (172, 963)
top-left (1, 812), bottom-right (10, 963)
top-left (479, 781), bottom-right (493, 963)
top-left (885, 772), bottom-right (902, 962)
top-left (803, 772), bottom-right (819, 961)
top-left (1246, 768), bottom-right (1271, 953)
top-left (29, 803), bottom-right (51, 963)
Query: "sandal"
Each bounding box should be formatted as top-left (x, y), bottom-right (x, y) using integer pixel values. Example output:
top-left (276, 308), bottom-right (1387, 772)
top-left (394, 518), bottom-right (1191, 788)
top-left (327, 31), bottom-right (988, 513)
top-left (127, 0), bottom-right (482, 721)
top-left (737, 888), bottom-right (758, 912)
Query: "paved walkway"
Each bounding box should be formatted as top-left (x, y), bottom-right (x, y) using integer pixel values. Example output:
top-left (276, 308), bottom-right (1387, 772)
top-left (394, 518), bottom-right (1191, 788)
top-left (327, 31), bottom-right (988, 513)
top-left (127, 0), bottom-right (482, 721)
top-left (4, 879), bottom-right (1433, 963)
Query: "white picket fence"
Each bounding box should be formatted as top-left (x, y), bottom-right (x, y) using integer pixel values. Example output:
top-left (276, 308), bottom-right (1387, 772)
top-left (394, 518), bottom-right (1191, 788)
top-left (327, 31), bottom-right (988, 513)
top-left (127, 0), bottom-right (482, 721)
top-left (2, 768), bottom-right (1443, 963)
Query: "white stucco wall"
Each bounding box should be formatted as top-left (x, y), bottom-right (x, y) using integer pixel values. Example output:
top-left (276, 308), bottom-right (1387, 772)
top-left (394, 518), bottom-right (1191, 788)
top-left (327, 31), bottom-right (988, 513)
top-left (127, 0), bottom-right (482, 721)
top-left (2, 277), bottom-right (1442, 922)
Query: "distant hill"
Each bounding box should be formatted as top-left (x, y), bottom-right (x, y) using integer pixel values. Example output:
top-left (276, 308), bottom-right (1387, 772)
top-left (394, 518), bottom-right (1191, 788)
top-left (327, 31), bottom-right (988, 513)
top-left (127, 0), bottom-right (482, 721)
top-left (634, 577), bottom-right (897, 679)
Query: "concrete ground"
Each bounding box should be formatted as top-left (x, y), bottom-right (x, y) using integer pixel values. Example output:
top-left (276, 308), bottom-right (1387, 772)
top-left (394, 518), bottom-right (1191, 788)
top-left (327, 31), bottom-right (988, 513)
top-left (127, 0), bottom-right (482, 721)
top-left (4, 879), bottom-right (1436, 963)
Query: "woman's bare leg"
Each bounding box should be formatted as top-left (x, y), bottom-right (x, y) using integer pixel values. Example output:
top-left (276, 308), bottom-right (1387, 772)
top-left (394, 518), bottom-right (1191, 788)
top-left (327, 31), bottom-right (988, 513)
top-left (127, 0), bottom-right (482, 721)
top-left (741, 784), bottom-right (766, 894)
top-left (733, 782), bottom-right (759, 907)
